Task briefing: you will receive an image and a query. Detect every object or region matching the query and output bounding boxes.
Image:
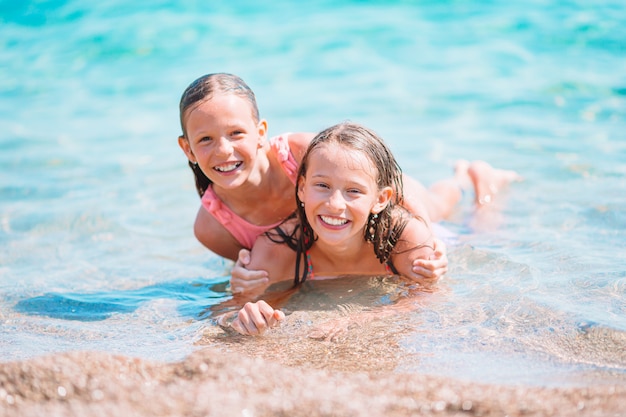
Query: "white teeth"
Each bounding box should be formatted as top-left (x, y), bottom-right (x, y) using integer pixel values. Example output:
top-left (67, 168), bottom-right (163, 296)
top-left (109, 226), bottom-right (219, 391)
top-left (214, 162), bottom-right (240, 172)
top-left (320, 216), bottom-right (347, 226)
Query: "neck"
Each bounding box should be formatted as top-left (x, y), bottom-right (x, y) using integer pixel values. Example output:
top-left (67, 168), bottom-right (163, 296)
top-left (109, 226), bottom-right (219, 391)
top-left (309, 237), bottom-right (377, 276)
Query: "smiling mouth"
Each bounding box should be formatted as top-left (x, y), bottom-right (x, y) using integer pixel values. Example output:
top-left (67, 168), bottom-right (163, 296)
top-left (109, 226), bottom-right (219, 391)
top-left (320, 215), bottom-right (348, 226)
top-left (213, 162), bottom-right (242, 173)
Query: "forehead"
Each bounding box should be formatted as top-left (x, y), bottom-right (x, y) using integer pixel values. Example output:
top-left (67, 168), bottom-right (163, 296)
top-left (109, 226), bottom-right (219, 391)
top-left (184, 94), bottom-right (255, 127)
top-left (308, 142), bottom-right (377, 180)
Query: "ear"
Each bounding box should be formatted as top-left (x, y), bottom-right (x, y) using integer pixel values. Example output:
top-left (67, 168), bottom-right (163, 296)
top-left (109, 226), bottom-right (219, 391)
top-left (257, 119), bottom-right (268, 148)
top-left (372, 186), bottom-right (393, 214)
top-left (178, 135), bottom-right (196, 164)
top-left (297, 176), bottom-right (306, 202)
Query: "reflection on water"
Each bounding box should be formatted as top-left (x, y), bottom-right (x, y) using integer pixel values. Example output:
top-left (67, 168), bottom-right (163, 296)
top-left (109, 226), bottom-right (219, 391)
top-left (14, 278), bottom-right (230, 321)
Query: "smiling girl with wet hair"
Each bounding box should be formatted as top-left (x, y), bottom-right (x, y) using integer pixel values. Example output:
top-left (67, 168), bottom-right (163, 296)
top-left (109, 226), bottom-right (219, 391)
top-left (227, 122), bottom-right (438, 335)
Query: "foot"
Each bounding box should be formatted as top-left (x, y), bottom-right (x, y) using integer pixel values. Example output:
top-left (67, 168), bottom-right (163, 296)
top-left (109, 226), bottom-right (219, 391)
top-left (454, 160), bottom-right (473, 190)
top-left (467, 161), bottom-right (522, 205)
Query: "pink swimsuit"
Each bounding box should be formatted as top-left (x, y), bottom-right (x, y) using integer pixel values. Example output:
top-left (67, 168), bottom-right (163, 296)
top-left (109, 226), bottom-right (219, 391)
top-left (200, 134), bottom-right (299, 249)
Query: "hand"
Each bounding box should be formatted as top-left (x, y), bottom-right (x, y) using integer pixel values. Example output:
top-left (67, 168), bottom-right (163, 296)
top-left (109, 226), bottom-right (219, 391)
top-left (230, 249), bottom-right (269, 294)
top-left (411, 237), bottom-right (448, 284)
top-left (230, 300), bottom-right (285, 336)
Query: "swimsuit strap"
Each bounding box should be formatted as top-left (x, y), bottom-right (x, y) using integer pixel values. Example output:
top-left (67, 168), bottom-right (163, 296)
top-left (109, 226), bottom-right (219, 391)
top-left (269, 133), bottom-right (298, 185)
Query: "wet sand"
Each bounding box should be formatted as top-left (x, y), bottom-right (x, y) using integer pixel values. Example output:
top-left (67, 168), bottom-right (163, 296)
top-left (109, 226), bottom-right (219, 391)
top-left (1, 348), bottom-right (624, 417)
top-left (1, 309), bottom-right (625, 417)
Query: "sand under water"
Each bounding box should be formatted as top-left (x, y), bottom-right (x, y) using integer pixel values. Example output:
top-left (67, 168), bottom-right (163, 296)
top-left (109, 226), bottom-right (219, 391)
top-left (2, 280), bottom-right (625, 417)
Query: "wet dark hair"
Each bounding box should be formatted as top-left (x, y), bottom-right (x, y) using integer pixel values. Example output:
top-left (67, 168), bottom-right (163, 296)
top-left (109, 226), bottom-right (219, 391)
top-left (269, 122), bottom-right (414, 285)
top-left (179, 73), bottom-right (260, 197)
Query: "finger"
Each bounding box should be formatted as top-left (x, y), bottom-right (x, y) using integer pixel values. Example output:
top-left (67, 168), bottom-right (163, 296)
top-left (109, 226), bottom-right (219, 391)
top-left (232, 272), bottom-right (270, 285)
top-left (237, 249), bottom-right (252, 266)
top-left (243, 305), bottom-right (271, 335)
top-left (430, 250), bottom-right (444, 261)
top-left (256, 301), bottom-right (283, 328)
top-left (412, 265), bottom-right (436, 278)
top-left (232, 309), bottom-right (256, 335)
top-left (407, 267), bottom-right (441, 284)
top-left (412, 259), bottom-right (439, 273)
top-left (230, 265), bottom-right (269, 294)
top-left (231, 264), bottom-right (269, 281)
top-left (230, 276), bottom-right (270, 293)
top-left (433, 238), bottom-right (448, 256)
top-left (414, 256), bottom-right (447, 271)
top-left (242, 302), bottom-right (273, 334)
top-left (230, 318), bottom-right (245, 335)
top-left (231, 317), bottom-right (259, 336)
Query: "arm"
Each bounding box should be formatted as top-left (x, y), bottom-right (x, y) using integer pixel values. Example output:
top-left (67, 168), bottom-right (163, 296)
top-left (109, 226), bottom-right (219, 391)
top-left (230, 218), bottom-right (300, 293)
top-left (411, 237), bottom-right (448, 280)
top-left (245, 226), bottom-right (297, 286)
top-left (225, 227), bottom-right (298, 335)
top-left (391, 213), bottom-right (438, 287)
top-left (398, 174), bottom-right (449, 280)
top-left (194, 206), bottom-right (243, 261)
top-left (285, 132), bottom-right (315, 163)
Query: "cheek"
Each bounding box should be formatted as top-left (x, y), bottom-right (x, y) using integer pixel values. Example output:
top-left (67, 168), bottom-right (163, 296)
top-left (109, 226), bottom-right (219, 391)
top-left (239, 139), bottom-right (262, 157)
top-left (193, 146), bottom-right (211, 161)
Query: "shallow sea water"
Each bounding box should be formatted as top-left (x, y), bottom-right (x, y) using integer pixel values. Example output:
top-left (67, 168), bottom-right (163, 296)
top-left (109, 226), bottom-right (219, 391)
top-left (1, 0), bottom-right (625, 392)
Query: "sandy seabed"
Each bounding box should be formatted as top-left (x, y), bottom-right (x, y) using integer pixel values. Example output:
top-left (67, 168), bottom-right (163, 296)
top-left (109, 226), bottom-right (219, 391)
top-left (2, 309), bottom-right (625, 417)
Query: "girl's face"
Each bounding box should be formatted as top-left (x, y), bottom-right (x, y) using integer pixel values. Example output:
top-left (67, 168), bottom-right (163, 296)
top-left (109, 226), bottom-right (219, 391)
top-left (179, 94), bottom-right (267, 190)
top-left (297, 143), bottom-right (392, 248)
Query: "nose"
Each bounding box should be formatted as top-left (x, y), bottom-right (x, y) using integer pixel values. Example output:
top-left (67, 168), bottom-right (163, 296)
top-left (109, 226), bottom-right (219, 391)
top-left (215, 136), bottom-right (234, 156)
top-left (327, 190), bottom-right (346, 211)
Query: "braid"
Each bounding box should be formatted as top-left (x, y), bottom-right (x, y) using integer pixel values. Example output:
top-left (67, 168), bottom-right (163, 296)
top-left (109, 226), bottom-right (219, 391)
top-left (264, 214), bottom-right (314, 286)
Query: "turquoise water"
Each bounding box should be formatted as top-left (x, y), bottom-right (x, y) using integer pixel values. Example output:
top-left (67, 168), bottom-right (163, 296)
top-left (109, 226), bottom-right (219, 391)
top-left (1, 0), bottom-right (625, 385)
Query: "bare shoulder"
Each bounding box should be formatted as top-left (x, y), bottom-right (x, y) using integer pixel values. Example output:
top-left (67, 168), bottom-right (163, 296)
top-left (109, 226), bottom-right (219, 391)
top-left (248, 220), bottom-right (299, 284)
top-left (194, 206), bottom-right (242, 261)
top-left (286, 132), bottom-right (315, 161)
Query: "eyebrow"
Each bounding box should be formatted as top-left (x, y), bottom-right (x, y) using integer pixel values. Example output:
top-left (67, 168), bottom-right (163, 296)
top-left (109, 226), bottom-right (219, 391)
top-left (310, 173), bottom-right (371, 189)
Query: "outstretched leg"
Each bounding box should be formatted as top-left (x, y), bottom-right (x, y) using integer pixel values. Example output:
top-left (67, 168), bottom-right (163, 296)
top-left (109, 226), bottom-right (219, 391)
top-left (403, 160), bottom-right (521, 223)
top-left (466, 161), bottom-right (522, 206)
top-left (421, 160), bottom-right (474, 221)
